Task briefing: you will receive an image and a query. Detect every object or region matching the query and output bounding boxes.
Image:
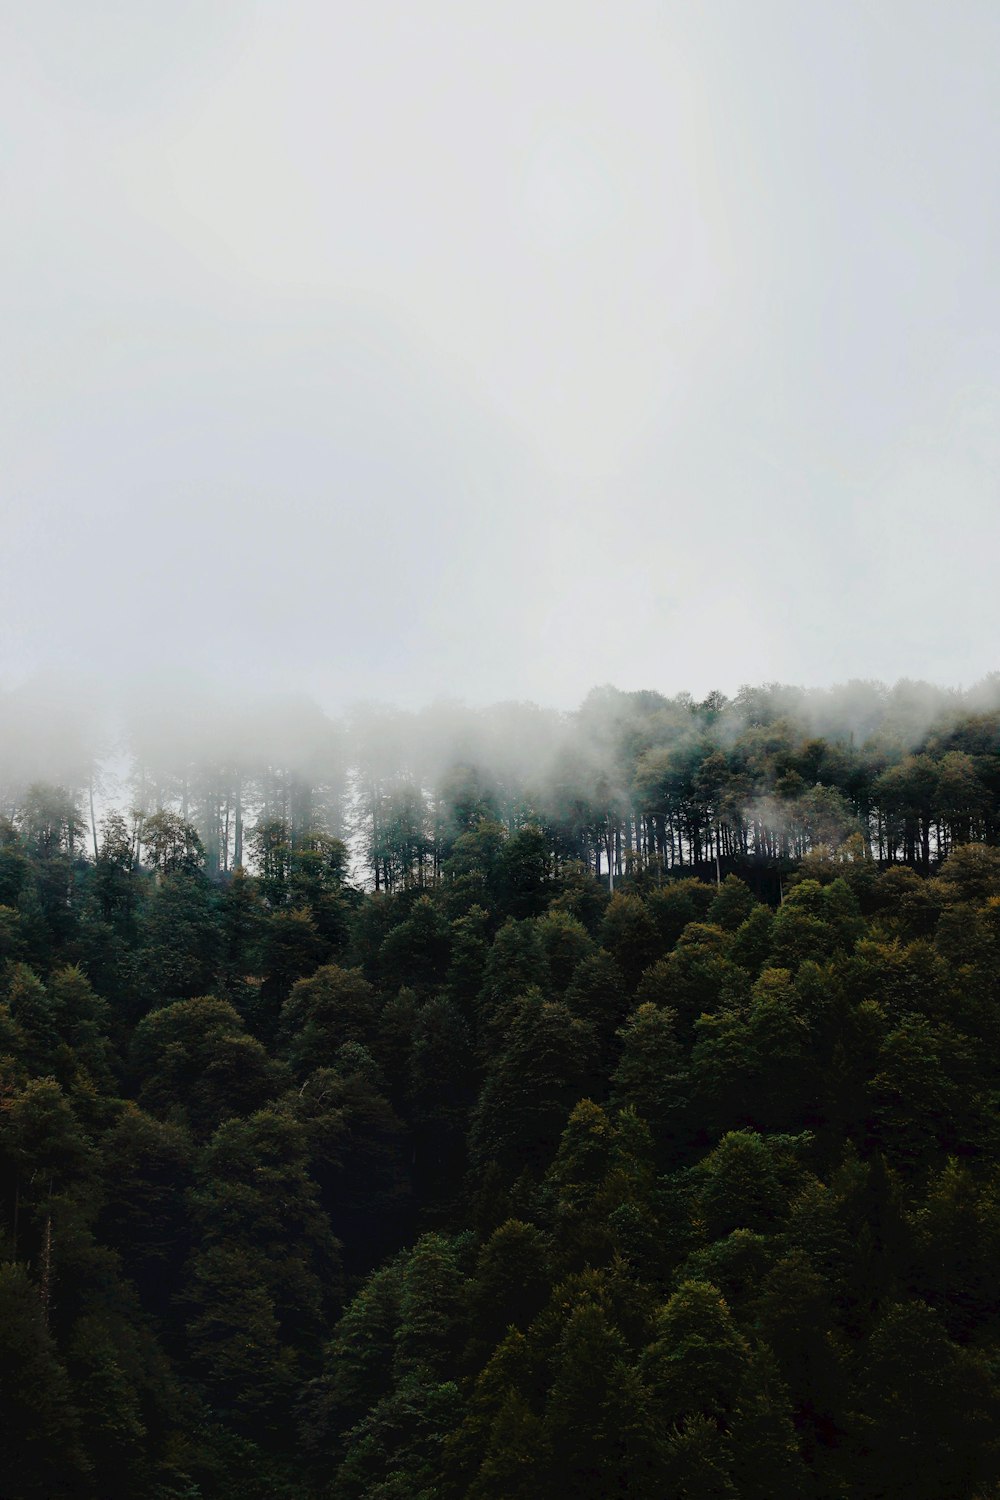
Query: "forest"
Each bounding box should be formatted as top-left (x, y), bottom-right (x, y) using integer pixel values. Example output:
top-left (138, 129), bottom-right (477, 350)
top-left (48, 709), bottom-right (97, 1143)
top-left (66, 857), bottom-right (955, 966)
top-left (3, 675), bottom-right (1000, 1498)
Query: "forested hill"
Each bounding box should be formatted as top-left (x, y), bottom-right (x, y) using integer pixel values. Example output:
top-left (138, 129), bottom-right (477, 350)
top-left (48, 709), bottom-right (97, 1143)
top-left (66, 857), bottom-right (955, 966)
top-left (4, 678), bottom-right (1000, 1497)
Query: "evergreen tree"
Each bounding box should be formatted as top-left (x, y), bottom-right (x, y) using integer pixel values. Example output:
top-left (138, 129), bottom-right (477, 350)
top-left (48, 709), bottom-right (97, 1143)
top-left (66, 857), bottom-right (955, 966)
top-left (469, 992), bottom-right (595, 1178)
top-left (0, 1262), bottom-right (88, 1499)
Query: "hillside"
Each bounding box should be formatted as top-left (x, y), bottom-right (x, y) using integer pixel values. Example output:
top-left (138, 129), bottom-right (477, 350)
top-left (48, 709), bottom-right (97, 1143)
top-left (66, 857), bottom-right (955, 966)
top-left (3, 682), bottom-right (1000, 1497)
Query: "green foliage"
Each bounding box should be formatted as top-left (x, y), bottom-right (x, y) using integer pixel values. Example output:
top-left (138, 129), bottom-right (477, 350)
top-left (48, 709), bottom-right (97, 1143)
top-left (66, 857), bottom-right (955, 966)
top-left (695, 1130), bottom-right (811, 1240)
top-left (97, 1104), bottom-right (193, 1305)
top-left (441, 820), bottom-right (506, 918)
top-left (855, 1300), bottom-right (1000, 1499)
top-left (692, 974), bottom-right (817, 1135)
top-left (131, 994), bottom-right (288, 1138)
top-left (466, 1220), bottom-right (551, 1360)
top-left (407, 995), bottom-right (475, 1163)
top-left (301, 1258), bottom-right (405, 1464)
top-left (0, 1262), bottom-right (88, 1498)
top-left (534, 909), bottom-right (596, 993)
top-left (598, 893), bottom-right (659, 988)
top-left (444, 905), bottom-right (490, 1012)
top-left (542, 1301), bottom-right (643, 1499)
top-left (646, 877), bottom-right (717, 951)
top-left (469, 991), bottom-right (595, 1178)
top-left (475, 917), bottom-right (550, 1050)
top-left (279, 964), bottom-right (379, 1076)
top-left (291, 1062), bottom-right (410, 1272)
top-left (706, 875), bottom-right (758, 932)
top-left (378, 895), bottom-right (451, 995)
top-left (394, 1232), bottom-right (466, 1377)
top-left (610, 1002), bottom-right (689, 1168)
top-left (141, 811), bottom-right (205, 875)
top-left (258, 906), bottom-right (326, 1022)
top-left (186, 1108), bottom-right (342, 1431)
top-left (497, 825), bottom-right (552, 919)
top-left (729, 904), bottom-right (774, 975)
top-left (137, 872), bottom-right (220, 1002)
top-left (4, 690), bottom-right (1000, 1497)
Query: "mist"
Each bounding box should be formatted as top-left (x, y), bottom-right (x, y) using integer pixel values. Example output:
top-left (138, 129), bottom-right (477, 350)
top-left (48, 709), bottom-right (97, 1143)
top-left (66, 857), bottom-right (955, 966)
top-left (3, 668), bottom-right (999, 890)
top-left (2, 1), bottom-right (998, 711)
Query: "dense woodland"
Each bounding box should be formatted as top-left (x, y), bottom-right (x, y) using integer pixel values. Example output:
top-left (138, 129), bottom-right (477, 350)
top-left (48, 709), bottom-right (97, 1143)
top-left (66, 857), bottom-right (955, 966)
top-left (4, 676), bottom-right (1000, 1497)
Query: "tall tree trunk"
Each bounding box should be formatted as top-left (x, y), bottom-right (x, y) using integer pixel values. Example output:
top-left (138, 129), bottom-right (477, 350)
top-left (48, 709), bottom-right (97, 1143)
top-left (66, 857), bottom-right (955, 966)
top-left (39, 1184), bottom-right (53, 1329)
top-left (89, 774), bottom-right (99, 863)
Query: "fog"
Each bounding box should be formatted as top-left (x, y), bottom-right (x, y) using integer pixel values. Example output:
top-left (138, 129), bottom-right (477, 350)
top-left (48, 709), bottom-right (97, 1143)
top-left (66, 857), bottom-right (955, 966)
top-left (3, 666), bottom-right (999, 810)
top-left (2, 1), bottom-right (998, 711)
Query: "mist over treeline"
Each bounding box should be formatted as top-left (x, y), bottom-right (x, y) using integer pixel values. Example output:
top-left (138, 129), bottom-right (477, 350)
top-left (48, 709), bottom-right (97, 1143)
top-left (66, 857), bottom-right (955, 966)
top-left (3, 671), bottom-right (1000, 887)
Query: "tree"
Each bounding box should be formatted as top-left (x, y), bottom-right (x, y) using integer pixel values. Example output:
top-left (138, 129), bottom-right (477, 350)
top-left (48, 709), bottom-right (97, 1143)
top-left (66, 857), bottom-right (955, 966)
top-left (394, 1232), bottom-right (466, 1377)
top-left (469, 992), bottom-right (595, 1179)
top-left (467, 1220), bottom-right (551, 1362)
top-left (535, 909), bottom-right (596, 994)
top-left (445, 905), bottom-right (490, 1015)
top-left (4, 963), bottom-right (61, 1076)
top-left (542, 1301), bottom-right (647, 1499)
top-left (598, 894), bottom-right (660, 989)
top-left (539, 1102), bottom-right (652, 1276)
top-left (186, 1107), bottom-right (342, 1434)
top-left (140, 809), bottom-right (204, 875)
top-left (694, 1131), bottom-right (807, 1240)
top-left (91, 810), bottom-right (140, 928)
top-left (476, 918), bottom-right (551, 1052)
top-left (300, 1257), bottom-right (405, 1466)
top-left (0, 1262), bottom-right (88, 1498)
top-left (379, 895), bottom-right (452, 995)
top-left (653, 923), bottom-right (747, 1034)
top-left (641, 1280), bottom-right (804, 1498)
top-left (96, 1104), bottom-right (193, 1311)
top-left (855, 1300), bottom-right (1000, 1499)
top-left (641, 1280), bottom-right (751, 1429)
top-left (441, 820), bottom-right (506, 918)
top-left (257, 905), bottom-right (326, 1027)
top-left (130, 995), bottom-right (287, 1138)
top-left (869, 1013), bottom-right (985, 1170)
top-left (497, 825), bottom-right (552, 919)
top-left (0, 1072), bottom-right (95, 1272)
top-left (467, 1390), bottom-right (547, 1500)
top-left (64, 1312), bottom-right (150, 1496)
top-left (729, 905), bottom-right (774, 977)
top-left (752, 1248), bottom-right (848, 1467)
top-left (646, 878), bottom-right (717, 952)
top-left (908, 1157), bottom-right (1000, 1339)
top-left (16, 784), bottom-right (81, 947)
top-left (216, 865), bottom-right (266, 1002)
top-left (292, 1061), bottom-right (411, 1275)
top-left (563, 950), bottom-right (628, 1065)
top-left (542, 1099), bottom-right (619, 1268)
top-left (610, 1003), bottom-right (688, 1164)
top-left (136, 871), bottom-right (220, 1003)
top-left (692, 975), bottom-right (816, 1136)
top-left (335, 1369), bottom-right (461, 1499)
top-left (408, 996), bottom-right (475, 1200)
top-left (707, 875), bottom-right (758, 932)
top-left (442, 1328), bottom-right (541, 1500)
top-left (279, 964), bottom-right (379, 1077)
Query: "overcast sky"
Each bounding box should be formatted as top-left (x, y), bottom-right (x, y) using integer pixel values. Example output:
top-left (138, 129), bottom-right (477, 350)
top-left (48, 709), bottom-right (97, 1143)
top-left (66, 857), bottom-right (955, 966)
top-left (2, 0), bottom-right (997, 711)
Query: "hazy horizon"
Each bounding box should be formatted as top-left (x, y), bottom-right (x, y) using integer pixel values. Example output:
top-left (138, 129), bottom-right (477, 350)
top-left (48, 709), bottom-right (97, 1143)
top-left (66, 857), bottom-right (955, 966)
top-left (3, 1), bottom-right (998, 711)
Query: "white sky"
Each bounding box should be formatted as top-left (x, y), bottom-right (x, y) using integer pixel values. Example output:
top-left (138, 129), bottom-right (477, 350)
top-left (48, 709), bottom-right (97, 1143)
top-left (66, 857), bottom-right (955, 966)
top-left (1, 0), bottom-right (997, 710)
